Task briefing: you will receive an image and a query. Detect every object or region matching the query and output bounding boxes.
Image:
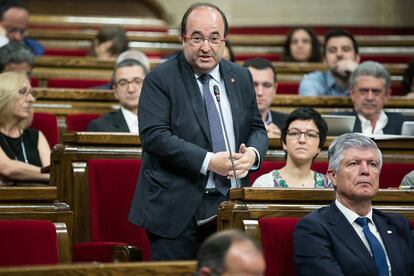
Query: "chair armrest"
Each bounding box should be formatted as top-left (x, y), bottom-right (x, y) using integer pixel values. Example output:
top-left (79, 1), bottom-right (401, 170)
top-left (73, 242), bottom-right (142, 263)
top-left (112, 245), bottom-right (142, 262)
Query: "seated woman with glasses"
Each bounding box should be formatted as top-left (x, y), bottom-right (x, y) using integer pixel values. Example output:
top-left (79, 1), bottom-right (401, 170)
top-left (253, 107), bottom-right (330, 188)
top-left (0, 72), bottom-right (50, 185)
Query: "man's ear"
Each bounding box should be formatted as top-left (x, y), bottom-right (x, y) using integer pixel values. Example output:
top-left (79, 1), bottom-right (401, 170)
top-left (327, 169), bottom-right (337, 188)
top-left (199, 266), bottom-right (213, 276)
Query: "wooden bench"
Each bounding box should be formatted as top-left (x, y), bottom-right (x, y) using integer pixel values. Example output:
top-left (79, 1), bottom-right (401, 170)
top-left (0, 260), bottom-right (197, 275)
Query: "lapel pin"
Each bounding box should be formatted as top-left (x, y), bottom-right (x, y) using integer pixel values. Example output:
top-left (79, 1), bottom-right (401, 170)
top-left (230, 77), bottom-right (235, 83)
top-left (387, 230), bottom-right (392, 234)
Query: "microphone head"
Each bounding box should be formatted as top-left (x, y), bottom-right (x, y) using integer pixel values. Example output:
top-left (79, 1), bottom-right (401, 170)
top-left (213, 85), bottom-right (220, 96)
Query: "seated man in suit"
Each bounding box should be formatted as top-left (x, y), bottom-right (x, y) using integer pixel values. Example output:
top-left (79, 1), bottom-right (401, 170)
top-left (344, 61), bottom-right (405, 135)
top-left (196, 230), bottom-right (265, 276)
top-left (243, 58), bottom-right (288, 138)
top-left (294, 133), bottom-right (414, 275)
top-left (87, 59), bottom-right (148, 133)
top-left (299, 28), bottom-right (360, 96)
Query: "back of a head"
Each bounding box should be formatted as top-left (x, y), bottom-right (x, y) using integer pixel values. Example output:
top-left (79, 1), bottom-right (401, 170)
top-left (242, 58), bottom-right (277, 83)
top-left (116, 50), bottom-right (150, 73)
top-left (0, 41), bottom-right (34, 73)
top-left (350, 61), bottom-right (391, 89)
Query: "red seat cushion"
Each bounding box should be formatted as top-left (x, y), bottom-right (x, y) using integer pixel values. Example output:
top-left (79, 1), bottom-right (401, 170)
top-left (380, 163), bottom-right (414, 188)
top-left (47, 79), bottom-right (109, 89)
top-left (66, 114), bottom-right (101, 132)
top-left (0, 219), bottom-right (59, 266)
top-left (30, 112), bottom-right (60, 147)
top-left (277, 83), bottom-right (300, 94)
top-left (86, 159), bottom-right (150, 260)
top-left (259, 217), bottom-right (300, 276)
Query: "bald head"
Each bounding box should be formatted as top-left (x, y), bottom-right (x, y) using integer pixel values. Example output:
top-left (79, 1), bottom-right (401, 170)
top-left (1, 7), bottom-right (28, 41)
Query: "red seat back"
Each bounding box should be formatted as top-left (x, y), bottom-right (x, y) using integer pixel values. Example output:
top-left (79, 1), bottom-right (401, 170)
top-left (0, 219), bottom-right (59, 266)
top-left (259, 217), bottom-right (301, 276)
top-left (30, 112), bottom-right (59, 148)
top-left (87, 159), bottom-right (150, 260)
top-left (66, 114), bottom-right (100, 132)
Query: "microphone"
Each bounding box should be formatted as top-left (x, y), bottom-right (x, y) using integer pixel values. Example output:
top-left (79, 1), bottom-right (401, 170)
top-left (213, 85), bottom-right (240, 189)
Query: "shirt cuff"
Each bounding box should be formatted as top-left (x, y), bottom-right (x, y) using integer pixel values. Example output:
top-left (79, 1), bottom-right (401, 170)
top-left (248, 146), bottom-right (260, 170)
top-left (200, 152), bottom-right (213, 175)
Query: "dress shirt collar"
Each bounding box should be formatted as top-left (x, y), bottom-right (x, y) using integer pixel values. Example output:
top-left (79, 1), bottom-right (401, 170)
top-left (120, 106), bottom-right (138, 133)
top-left (357, 110), bottom-right (388, 135)
top-left (263, 109), bottom-right (272, 125)
top-left (335, 199), bottom-right (374, 224)
top-left (195, 64), bottom-right (221, 83)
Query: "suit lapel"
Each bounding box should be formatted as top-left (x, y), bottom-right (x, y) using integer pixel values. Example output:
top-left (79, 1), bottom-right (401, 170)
top-left (220, 61), bottom-right (240, 147)
top-left (113, 109), bottom-right (130, 132)
top-left (374, 212), bottom-right (401, 275)
top-left (352, 110), bottom-right (362, 132)
top-left (177, 53), bottom-right (211, 144)
top-left (326, 203), bottom-right (377, 274)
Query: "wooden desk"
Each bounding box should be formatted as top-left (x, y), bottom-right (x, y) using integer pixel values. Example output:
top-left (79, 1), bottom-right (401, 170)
top-left (217, 188), bottom-right (414, 243)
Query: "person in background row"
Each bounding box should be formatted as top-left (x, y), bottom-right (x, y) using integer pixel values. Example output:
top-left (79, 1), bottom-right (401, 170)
top-left (400, 170), bottom-right (414, 189)
top-left (0, 72), bottom-right (50, 185)
top-left (340, 61), bottom-right (406, 135)
top-left (243, 58), bottom-right (288, 138)
top-left (402, 60), bottom-right (414, 98)
top-left (223, 40), bottom-right (235, 62)
top-left (91, 26), bottom-right (129, 60)
top-left (253, 107), bottom-right (330, 188)
top-left (283, 27), bottom-right (322, 62)
top-left (0, 41), bottom-right (33, 75)
top-left (0, 0), bottom-right (44, 55)
top-left (87, 59), bottom-right (148, 133)
top-left (196, 230), bottom-right (265, 276)
top-left (299, 28), bottom-right (360, 96)
top-left (294, 133), bottom-right (414, 275)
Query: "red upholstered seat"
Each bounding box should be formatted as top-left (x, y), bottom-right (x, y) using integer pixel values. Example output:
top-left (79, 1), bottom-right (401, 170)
top-left (73, 159), bottom-right (150, 262)
top-left (0, 219), bottom-right (59, 266)
top-left (47, 79), bottom-right (109, 89)
top-left (66, 114), bottom-right (100, 132)
top-left (380, 163), bottom-right (414, 189)
top-left (259, 217), bottom-right (301, 276)
top-left (30, 112), bottom-right (60, 148)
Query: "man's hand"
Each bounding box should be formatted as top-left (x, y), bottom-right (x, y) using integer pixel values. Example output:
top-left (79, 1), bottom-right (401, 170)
top-left (230, 144), bottom-right (256, 178)
top-left (208, 151), bottom-right (234, 176)
top-left (334, 59), bottom-right (358, 77)
top-left (266, 123), bottom-right (281, 138)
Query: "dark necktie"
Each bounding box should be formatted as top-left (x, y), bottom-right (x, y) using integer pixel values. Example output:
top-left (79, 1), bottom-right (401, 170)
top-left (355, 217), bottom-right (389, 276)
top-left (199, 74), bottom-right (230, 195)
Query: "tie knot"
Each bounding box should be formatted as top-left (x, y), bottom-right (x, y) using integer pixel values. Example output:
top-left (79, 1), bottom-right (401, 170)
top-left (199, 74), bottom-right (211, 85)
top-left (355, 217), bottom-right (369, 227)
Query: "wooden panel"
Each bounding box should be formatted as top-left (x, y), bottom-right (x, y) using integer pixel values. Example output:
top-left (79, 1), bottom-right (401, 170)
top-left (0, 186), bottom-right (57, 201)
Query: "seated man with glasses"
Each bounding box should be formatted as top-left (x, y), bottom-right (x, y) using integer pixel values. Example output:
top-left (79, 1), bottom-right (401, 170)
top-left (87, 58), bottom-right (148, 133)
top-left (253, 107), bottom-right (330, 188)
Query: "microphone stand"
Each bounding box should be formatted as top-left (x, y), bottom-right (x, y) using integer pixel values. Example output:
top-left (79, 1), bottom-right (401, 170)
top-left (213, 85), bottom-right (240, 189)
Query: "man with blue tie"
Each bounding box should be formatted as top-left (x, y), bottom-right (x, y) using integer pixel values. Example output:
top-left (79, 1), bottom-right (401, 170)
top-left (128, 3), bottom-right (268, 260)
top-left (294, 133), bottom-right (414, 275)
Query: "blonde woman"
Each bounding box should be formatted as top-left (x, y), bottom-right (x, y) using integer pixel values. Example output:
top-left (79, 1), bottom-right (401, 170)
top-left (0, 72), bottom-right (50, 184)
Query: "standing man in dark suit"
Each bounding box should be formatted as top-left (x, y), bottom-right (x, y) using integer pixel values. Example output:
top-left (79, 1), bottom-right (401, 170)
top-left (243, 58), bottom-right (288, 138)
top-left (87, 59), bottom-right (148, 132)
top-left (128, 3), bottom-right (268, 260)
top-left (341, 61), bottom-right (406, 135)
top-left (294, 133), bottom-right (414, 275)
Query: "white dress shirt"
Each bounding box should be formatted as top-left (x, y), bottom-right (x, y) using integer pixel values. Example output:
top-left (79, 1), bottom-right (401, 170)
top-left (357, 110), bottom-right (389, 135)
top-left (335, 199), bottom-right (392, 275)
top-left (120, 107), bottom-right (139, 133)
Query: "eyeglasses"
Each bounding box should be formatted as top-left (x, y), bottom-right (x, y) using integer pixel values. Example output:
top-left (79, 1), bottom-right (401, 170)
top-left (18, 87), bottom-right (37, 99)
top-left (6, 27), bottom-right (27, 36)
top-left (115, 77), bottom-right (143, 90)
top-left (184, 34), bottom-right (225, 46)
top-left (286, 129), bottom-right (319, 140)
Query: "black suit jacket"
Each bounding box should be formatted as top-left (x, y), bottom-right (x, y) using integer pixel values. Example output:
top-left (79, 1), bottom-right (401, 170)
top-left (338, 110), bottom-right (405, 135)
top-left (270, 110), bottom-right (288, 130)
top-left (294, 203), bottom-right (414, 275)
top-left (87, 109), bottom-right (130, 132)
top-left (128, 52), bottom-right (268, 238)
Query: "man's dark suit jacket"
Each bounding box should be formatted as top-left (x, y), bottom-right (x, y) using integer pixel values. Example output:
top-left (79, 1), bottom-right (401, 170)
top-left (270, 110), bottom-right (288, 130)
top-left (338, 110), bottom-right (405, 135)
top-left (87, 109), bottom-right (130, 132)
top-left (128, 52), bottom-right (268, 239)
top-left (294, 202), bottom-right (414, 275)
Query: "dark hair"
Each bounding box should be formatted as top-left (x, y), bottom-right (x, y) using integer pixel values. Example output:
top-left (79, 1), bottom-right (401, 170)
top-left (180, 2), bottom-right (228, 37)
top-left (111, 58), bottom-right (148, 85)
top-left (242, 57), bottom-right (277, 83)
top-left (402, 60), bottom-right (414, 94)
top-left (0, 0), bottom-right (26, 19)
top-left (281, 107), bottom-right (328, 151)
top-left (224, 40), bottom-right (235, 62)
top-left (323, 28), bottom-right (359, 55)
top-left (283, 27), bottom-right (322, 62)
top-left (94, 27), bottom-right (129, 57)
top-left (0, 41), bottom-right (33, 72)
top-left (196, 230), bottom-right (258, 275)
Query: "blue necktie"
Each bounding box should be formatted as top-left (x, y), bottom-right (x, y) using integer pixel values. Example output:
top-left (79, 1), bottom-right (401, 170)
top-left (199, 74), bottom-right (230, 195)
top-left (355, 217), bottom-right (389, 276)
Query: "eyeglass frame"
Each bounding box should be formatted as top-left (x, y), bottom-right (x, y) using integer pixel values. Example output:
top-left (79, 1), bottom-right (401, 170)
top-left (183, 33), bottom-right (226, 46)
top-left (286, 128), bottom-right (320, 140)
top-left (114, 77), bottom-right (144, 90)
top-left (17, 87), bottom-right (37, 99)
